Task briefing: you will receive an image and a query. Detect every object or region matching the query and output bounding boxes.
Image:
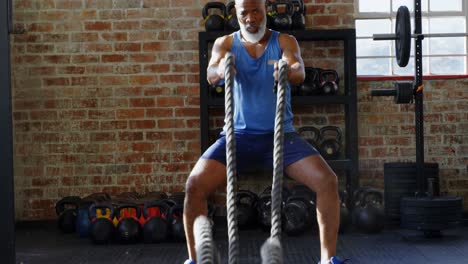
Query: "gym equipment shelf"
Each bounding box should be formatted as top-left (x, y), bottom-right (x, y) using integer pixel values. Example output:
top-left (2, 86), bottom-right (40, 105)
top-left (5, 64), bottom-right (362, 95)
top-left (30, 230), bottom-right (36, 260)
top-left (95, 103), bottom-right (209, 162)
top-left (198, 29), bottom-right (359, 192)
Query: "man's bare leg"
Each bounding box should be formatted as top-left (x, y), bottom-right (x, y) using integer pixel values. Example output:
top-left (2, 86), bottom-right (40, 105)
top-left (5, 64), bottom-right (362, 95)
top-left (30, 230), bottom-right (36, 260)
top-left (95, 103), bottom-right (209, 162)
top-left (183, 158), bottom-right (227, 262)
top-left (285, 155), bottom-right (340, 263)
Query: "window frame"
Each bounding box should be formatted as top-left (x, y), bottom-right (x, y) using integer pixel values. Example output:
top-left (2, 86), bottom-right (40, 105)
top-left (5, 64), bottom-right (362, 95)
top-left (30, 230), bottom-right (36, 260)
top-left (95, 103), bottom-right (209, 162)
top-left (354, 0), bottom-right (468, 79)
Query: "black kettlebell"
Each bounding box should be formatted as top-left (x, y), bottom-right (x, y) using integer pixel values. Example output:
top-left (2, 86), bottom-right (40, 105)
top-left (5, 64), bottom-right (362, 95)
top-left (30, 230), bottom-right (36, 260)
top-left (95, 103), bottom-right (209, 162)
top-left (301, 67), bottom-right (321, 95)
top-left (351, 187), bottom-right (370, 230)
top-left (115, 204), bottom-right (142, 244)
top-left (291, 0), bottom-right (306, 30)
top-left (202, 2), bottom-right (226, 31)
top-left (319, 126), bottom-right (342, 160)
top-left (210, 82), bottom-right (224, 98)
top-left (266, 0), bottom-right (277, 30)
top-left (88, 203), bottom-right (115, 244)
top-left (271, 1), bottom-right (293, 31)
top-left (288, 185), bottom-right (317, 226)
top-left (225, 1), bottom-right (239, 31)
top-left (354, 189), bottom-right (385, 233)
top-left (297, 126), bottom-right (321, 148)
top-left (236, 190), bottom-right (259, 229)
top-left (169, 204), bottom-right (185, 242)
top-left (142, 201), bottom-right (170, 243)
top-left (338, 190), bottom-right (351, 234)
top-left (55, 196), bottom-right (81, 233)
top-left (257, 185), bottom-right (290, 231)
top-left (320, 69), bottom-right (340, 95)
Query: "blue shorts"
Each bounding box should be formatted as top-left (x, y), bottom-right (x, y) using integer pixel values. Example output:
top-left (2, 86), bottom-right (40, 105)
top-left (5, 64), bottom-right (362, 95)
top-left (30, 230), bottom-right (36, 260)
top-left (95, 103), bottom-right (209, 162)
top-left (201, 132), bottom-right (319, 173)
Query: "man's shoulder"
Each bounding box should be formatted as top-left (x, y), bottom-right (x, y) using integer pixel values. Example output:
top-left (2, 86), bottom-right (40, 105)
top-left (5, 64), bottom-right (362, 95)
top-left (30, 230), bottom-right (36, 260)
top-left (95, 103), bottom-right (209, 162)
top-left (278, 32), bottom-right (299, 48)
top-left (212, 33), bottom-right (235, 51)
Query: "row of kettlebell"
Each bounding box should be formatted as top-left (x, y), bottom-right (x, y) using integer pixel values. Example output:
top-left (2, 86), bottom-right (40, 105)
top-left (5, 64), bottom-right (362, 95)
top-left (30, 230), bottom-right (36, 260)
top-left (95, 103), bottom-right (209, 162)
top-left (203, 0), bottom-right (306, 32)
top-left (236, 185), bottom-right (351, 236)
top-left (292, 68), bottom-right (340, 96)
top-left (298, 126), bottom-right (343, 160)
top-left (208, 67), bottom-right (339, 99)
top-left (56, 192), bottom-right (216, 244)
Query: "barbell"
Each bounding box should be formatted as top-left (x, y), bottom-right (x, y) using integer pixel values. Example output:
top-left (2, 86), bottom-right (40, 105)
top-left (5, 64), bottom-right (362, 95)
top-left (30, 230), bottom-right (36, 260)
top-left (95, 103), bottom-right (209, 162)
top-left (373, 5), bottom-right (468, 67)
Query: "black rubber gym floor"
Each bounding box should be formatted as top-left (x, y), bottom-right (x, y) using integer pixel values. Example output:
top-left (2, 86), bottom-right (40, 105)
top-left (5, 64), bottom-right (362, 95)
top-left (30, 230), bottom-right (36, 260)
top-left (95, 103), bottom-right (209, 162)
top-left (15, 220), bottom-right (468, 264)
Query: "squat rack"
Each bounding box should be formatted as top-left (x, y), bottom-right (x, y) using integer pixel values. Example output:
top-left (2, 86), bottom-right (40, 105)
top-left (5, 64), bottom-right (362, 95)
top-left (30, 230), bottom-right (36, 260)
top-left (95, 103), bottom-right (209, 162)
top-left (1, 0), bottom-right (16, 263)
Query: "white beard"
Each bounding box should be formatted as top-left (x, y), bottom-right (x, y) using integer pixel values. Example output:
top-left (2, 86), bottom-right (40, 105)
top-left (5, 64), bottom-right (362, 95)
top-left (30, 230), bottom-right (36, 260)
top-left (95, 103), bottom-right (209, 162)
top-left (239, 18), bottom-right (267, 44)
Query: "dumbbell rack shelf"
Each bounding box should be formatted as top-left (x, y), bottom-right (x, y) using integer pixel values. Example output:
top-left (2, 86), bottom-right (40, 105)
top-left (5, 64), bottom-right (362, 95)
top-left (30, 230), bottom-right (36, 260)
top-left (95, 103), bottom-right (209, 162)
top-left (198, 29), bottom-right (359, 192)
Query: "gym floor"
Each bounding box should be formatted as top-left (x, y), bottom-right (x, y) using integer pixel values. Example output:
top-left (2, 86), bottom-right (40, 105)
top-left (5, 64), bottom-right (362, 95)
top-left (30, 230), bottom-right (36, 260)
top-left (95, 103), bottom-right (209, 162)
top-left (15, 220), bottom-right (468, 264)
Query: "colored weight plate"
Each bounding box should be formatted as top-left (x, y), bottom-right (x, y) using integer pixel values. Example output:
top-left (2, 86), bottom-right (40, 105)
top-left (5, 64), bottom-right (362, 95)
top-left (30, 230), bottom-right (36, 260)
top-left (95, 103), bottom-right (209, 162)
top-left (395, 6), bottom-right (411, 67)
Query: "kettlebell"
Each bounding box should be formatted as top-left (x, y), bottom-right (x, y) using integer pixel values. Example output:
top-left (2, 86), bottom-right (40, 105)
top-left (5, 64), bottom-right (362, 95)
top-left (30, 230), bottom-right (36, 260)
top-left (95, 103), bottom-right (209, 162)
top-left (202, 2), bottom-right (226, 31)
top-left (55, 196), bottom-right (81, 233)
top-left (288, 185), bottom-right (317, 226)
top-left (142, 201), bottom-right (170, 243)
top-left (257, 185), bottom-right (290, 231)
top-left (320, 69), bottom-right (340, 95)
top-left (291, 0), bottom-right (306, 30)
top-left (266, 0), bottom-right (277, 30)
top-left (88, 203), bottom-right (115, 244)
top-left (319, 126), bottom-right (342, 160)
top-left (76, 201), bottom-right (92, 238)
top-left (115, 204), bottom-right (142, 244)
top-left (354, 189), bottom-right (385, 233)
top-left (169, 204), bottom-right (185, 242)
top-left (271, 1), bottom-right (293, 31)
top-left (225, 1), bottom-right (239, 31)
top-left (338, 190), bottom-right (351, 233)
top-left (351, 187), bottom-right (370, 230)
top-left (301, 67), bottom-right (321, 95)
top-left (210, 82), bottom-right (224, 98)
top-left (236, 190), bottom-right (259, 229)
top-left (297, 126), bottom-right (321, 148)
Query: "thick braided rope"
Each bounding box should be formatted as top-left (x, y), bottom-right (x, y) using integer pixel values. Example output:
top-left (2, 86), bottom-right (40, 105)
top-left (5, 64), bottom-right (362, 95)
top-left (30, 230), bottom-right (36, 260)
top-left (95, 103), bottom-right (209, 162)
top-left (261, 60), bottom-right (288, 264)
top-left (271, 60), bottom-right (287, 240)
top-left (194, 215), bottom-right (219, 264)
top-left (224, 52), bottom-right (239, 264)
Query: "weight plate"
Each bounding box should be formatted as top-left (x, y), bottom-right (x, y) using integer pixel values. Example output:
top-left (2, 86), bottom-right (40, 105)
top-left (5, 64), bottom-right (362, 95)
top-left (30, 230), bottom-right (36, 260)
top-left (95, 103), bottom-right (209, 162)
top-left (395, 6), bottom-right (411, 67)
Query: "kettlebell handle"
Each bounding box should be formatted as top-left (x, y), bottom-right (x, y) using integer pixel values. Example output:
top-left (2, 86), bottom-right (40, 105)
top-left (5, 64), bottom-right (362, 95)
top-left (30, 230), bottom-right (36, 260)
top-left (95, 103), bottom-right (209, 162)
top-left (320, 69), bottom-right (340, 84)
top-left (202, 2), bottom-right (227, 19)
top-left (55, 196), bottom-right (81, 215)
top-left (226, 1), bottom-right (235, 14)
top-left (88, 202), bottom-right (114, 220)
top-left (236, 190), bottom-right (258, 205)
top-left (286, 194), bottom-right (312, 206)
top-left (143, 200), bottom-right (170, 219)
top-left (116, 203), bottom-right (142, 219)
top-left (360, 189), bottom-right (383, 207)
top-left (297, 126), bottom-right (321, 145)
top-left (320, 126), bottom-right (342, 142)
top-left (169, 204), bottom-right (184, 218)
top-left (272, 1), bottom-right (294, 16)
top-left (291, 0), bottom-right (304, 14)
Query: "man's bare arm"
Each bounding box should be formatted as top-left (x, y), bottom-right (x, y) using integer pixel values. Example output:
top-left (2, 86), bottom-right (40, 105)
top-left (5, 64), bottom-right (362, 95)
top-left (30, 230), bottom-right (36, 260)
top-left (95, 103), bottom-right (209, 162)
top-left (207, 35), bottom-right (234, 85)
top-left (279, 34), bottom-right (305, 86)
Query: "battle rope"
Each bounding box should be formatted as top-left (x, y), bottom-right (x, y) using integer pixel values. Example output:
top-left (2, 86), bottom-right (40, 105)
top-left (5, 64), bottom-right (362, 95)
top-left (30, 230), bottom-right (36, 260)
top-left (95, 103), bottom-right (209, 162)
top-left (194, 215), bottom-right (220, 264)
top-left (194, 56), bottom-right (287, 264)
top-left (261, 59), bottom-right (288, 264)
top-left (224, 52), bottom-right (239, 264)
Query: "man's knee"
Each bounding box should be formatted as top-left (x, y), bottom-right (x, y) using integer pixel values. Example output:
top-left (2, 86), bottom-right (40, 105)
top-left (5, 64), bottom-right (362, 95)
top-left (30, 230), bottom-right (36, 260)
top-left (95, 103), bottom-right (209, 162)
top-left (185, 173), bottom-right (210, 200)
top-left (316, 171), bottom-right (338, 192)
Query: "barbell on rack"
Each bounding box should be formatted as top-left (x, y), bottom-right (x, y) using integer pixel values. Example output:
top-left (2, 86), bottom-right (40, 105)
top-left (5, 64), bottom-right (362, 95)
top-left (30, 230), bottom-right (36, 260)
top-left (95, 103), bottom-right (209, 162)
top-left (373, 5), bottom-right (468, 67)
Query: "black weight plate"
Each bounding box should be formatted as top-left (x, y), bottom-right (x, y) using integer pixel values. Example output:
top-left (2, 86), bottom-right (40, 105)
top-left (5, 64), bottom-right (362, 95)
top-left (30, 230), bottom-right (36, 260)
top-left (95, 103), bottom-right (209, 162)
top-left (395, 6), bottom-right (411, 67)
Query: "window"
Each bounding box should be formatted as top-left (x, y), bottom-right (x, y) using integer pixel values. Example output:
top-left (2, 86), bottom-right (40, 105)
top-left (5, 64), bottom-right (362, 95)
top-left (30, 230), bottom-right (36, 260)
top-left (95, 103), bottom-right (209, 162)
top-left (355, 0), bottom-right (467, 76)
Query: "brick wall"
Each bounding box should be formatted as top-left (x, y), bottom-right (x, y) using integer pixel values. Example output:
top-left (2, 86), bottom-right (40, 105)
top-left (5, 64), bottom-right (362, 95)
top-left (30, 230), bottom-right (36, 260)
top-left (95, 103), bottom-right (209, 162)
top-left (9, 0), bottom-right (465, 220)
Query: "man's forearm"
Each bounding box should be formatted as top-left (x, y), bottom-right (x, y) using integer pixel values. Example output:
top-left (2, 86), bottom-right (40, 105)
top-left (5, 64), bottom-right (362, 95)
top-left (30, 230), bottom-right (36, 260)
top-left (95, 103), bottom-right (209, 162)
top-left (207, 64), bottom-right (222, 85)
top-left (288, 61), bottom-right (305, 86)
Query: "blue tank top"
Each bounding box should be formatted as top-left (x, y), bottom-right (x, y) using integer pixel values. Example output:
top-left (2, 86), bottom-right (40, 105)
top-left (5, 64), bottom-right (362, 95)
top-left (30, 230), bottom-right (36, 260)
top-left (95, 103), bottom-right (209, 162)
top-left (226, 30), bottom-right (294, 134)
